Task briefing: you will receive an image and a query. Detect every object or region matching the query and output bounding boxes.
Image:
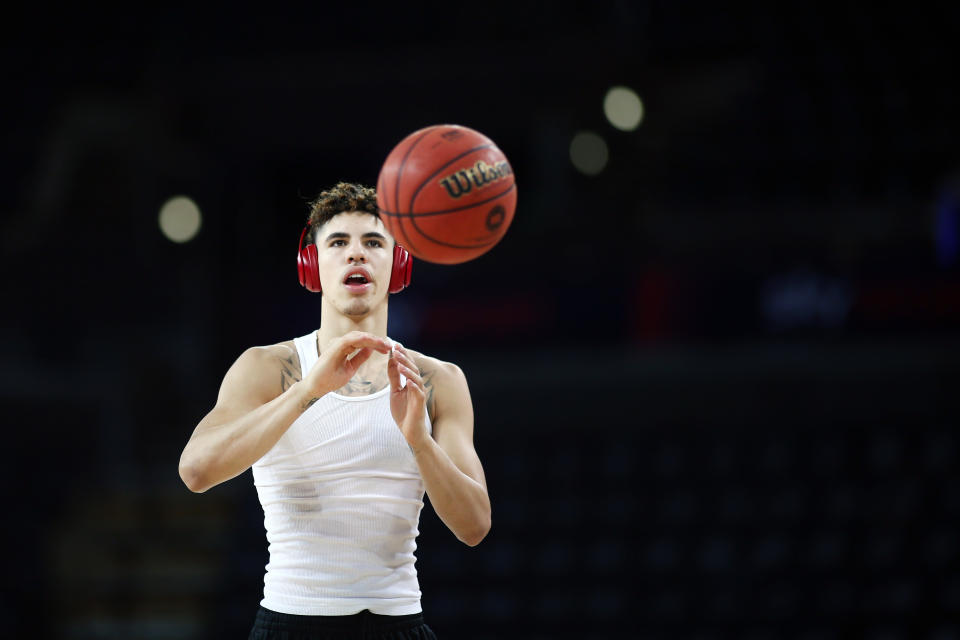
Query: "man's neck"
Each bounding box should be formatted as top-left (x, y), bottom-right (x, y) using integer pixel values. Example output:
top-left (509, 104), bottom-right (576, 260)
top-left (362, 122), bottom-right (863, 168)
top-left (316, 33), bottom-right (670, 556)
top-left (315, 297), bottom-right (389, 351)
top-left (314, 297), bottom-right (391, 393)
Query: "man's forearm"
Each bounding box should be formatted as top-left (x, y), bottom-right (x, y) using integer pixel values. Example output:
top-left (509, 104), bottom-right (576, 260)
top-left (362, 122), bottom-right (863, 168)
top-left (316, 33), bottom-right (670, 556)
top-left (414, 438), bottom-right (491, 546)
top-left (179, 381), bottom-right (318, 493)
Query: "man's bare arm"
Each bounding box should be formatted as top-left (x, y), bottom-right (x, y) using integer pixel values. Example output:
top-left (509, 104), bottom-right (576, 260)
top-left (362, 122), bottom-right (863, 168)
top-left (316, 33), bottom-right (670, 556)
top-left (389, 348), bottom-right (491, 546)
top-left (178, 345), bottom-right (316, 493)
top-left (179, 332), bottom-right (392, 493)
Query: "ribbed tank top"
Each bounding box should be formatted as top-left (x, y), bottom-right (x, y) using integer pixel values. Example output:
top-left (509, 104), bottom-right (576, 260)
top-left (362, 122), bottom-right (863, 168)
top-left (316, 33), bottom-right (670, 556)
top-left (251, 332), bottom-right (430, 615)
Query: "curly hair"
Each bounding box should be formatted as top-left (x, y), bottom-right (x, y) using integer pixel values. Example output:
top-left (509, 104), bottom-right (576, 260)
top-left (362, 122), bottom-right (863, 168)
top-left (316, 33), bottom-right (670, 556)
top-left (307, 182), bottom-right (380, 242)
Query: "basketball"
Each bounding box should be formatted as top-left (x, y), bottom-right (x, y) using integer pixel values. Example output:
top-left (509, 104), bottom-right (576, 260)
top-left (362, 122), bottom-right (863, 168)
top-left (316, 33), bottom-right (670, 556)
top-left (376, 124), bottom-right (517, 264)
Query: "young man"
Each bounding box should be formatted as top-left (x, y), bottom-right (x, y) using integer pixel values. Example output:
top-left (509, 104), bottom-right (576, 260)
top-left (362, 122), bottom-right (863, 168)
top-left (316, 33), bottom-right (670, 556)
top-left (178, 182), bottom-right (491, 639)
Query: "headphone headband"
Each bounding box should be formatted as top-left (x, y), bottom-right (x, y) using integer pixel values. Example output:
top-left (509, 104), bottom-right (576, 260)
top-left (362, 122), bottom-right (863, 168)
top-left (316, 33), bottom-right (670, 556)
top-left (298, 225), bottom-right (311, 251)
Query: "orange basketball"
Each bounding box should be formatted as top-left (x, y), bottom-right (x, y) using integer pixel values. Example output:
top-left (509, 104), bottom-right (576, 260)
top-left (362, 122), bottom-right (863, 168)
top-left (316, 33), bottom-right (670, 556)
top-left (376, 124), bottom-right (517, 264)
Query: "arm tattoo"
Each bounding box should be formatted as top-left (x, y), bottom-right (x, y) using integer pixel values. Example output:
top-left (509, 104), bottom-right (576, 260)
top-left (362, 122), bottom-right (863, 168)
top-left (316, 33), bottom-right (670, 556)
top-left (282, 353), bottom-right (319, 412)
top-left (279, 352), bottom-right (302, 393)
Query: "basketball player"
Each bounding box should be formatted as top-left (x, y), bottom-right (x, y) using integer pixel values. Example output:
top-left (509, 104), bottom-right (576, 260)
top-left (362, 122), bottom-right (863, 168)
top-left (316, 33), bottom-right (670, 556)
top-left (178, 182), bottom-right (491, 639)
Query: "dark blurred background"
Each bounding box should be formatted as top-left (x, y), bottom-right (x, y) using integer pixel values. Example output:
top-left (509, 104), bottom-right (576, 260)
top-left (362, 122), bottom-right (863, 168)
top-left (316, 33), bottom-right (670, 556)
top-left (3, 3), bottom-right (959, 639)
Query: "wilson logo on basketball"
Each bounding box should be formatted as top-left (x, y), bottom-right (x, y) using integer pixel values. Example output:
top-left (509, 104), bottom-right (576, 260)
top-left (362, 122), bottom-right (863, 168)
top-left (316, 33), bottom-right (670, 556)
top-left (485, 205), bottom-right (506, 231)
top-left (438, 160), bottom-right (513, 199)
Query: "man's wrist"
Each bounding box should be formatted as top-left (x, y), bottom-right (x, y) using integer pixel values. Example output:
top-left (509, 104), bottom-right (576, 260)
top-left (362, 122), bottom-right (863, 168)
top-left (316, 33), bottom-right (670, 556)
top-left (407, 429), bottom-right (434, 457)
top-left (291, 380), bottom-right (324, 412)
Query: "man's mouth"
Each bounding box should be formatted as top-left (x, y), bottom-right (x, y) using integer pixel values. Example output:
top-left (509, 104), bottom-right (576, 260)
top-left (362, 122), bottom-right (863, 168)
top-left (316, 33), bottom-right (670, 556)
top-left (343, 270), bottom-right (372, 291)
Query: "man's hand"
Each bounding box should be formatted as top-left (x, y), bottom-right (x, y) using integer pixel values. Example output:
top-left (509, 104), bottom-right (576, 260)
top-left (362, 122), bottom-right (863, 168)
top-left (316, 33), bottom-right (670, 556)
top-left (388, 344), bottom-right (430, 452)
top-left (304, 331), bottom-right (392, 402)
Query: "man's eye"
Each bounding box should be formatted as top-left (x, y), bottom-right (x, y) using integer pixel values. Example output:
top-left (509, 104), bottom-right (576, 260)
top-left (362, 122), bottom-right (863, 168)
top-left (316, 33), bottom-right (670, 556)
top-left (330, 239), bottom-right (346, 247)
top-left (366, 240), bottom-right (382, 248)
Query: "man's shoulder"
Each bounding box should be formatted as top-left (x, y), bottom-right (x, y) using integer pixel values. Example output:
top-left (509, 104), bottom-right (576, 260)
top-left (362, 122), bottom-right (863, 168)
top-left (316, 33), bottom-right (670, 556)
top-left (403, 347), bottom-right (471, 423)
top-left (234, 339), bottom-right (300, 374)
top-left (242, 339), bottom-right (297, 360)
top-left (227, 339), bottom-right (302, 395)
top-left (404, 347), bottom-right (466, 386)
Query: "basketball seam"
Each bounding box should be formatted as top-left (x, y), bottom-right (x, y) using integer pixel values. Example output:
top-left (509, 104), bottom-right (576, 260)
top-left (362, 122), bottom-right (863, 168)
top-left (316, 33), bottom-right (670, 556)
top-left (409, 185), bottom-right (515, 250)
top-left (379, 182), bottom-right (516, 218)
top-left (392, 129), bottom-right (435, 255)
top-left (406, 229), bottom-right (501, 249)
top-left (408, 216), bottom-right (506, 249)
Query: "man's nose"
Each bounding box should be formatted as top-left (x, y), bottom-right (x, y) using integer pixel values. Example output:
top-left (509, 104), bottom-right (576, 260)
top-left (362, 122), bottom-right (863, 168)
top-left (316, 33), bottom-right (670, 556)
top-left (348, 243), bottom-right (367, 263)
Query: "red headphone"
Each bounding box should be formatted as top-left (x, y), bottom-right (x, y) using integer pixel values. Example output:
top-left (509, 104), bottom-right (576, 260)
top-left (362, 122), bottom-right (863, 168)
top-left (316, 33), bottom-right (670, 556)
top-left (297, 225), bottom-right (412, 294)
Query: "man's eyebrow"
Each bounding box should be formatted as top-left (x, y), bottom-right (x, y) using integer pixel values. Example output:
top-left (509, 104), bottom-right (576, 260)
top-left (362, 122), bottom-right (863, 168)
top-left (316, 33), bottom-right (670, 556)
top-left (323, 231), bottom-right (388, 242)
top-left (324, 231), bottom-right (349, 242)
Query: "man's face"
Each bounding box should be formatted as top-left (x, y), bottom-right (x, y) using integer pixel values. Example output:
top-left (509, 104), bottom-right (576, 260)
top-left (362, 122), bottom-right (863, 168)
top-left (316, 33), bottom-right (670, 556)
top-left (315, 211), bottom-right (395, 317)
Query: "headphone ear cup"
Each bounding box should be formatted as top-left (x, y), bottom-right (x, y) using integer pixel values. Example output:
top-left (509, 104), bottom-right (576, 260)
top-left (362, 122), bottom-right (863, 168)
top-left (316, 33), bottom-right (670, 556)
top-left (389, 244), bottom-right (412, 294)
top-left (298, 244), bottom-right (322, 292)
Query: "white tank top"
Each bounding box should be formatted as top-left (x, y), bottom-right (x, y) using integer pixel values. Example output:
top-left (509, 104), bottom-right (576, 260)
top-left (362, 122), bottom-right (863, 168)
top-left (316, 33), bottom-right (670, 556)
top-left (251, 332), bottom-right (430, 615)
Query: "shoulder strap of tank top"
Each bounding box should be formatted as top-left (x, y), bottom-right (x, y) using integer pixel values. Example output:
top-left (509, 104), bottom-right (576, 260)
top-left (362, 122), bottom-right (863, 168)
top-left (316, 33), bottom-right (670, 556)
top-left (292, 331), bottom-right (319, 378)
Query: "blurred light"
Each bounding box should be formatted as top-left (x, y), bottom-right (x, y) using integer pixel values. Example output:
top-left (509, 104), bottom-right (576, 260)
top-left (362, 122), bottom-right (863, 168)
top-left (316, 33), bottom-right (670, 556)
top-left (935, 187), bottom-right (958, 267)
top-left (159, 196), bottom-right (202, 243)
top-left (760, 269), bottom-right (851, 331)
top-left (603, 86), bottom-right (644, 131)
top-left (569, 131), bottom-right (608, 176)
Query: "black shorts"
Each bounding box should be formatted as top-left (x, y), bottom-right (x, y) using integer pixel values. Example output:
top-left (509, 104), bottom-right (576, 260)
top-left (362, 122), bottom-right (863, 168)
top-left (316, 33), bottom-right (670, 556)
top-left (248, 605), bottom-right (438, 640)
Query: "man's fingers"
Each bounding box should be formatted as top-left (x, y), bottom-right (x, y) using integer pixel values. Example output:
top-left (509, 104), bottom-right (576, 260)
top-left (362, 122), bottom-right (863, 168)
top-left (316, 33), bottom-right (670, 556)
top-left (346, 347), bottom-right (373, 372)
top-left (397, 363), bottom-right (425, 393)
top-left (335, 332), bottom-right (391, 356)
top-left (392, 348), bottom-right (420, 379)
top-left (395, 359), bottom-right (423, 390)
top-left (387, 353), bottom-right (403, 390)
top-left (350, 336), bottom-right (392, 354)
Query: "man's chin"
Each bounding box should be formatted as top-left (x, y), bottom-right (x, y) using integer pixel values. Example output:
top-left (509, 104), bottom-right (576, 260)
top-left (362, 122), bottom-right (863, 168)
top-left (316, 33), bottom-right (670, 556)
top-left (342, 301), bottom-right (372, 317)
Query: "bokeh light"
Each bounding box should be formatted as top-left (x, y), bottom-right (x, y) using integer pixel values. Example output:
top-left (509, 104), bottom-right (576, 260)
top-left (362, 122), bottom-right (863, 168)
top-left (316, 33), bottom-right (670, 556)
top-left (569, 131), bottom-right (609, 176)
top-left (603, 86), bottom-right (644, 131)
top-left (158, 196), bottom-right (202, 243)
